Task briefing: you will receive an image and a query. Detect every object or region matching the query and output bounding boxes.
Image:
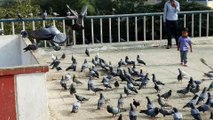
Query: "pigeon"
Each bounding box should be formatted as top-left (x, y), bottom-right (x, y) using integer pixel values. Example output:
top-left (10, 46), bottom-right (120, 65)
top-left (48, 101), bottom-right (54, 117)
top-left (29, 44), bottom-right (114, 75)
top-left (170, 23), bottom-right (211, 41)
top-left (87, 77), bottom-right (93, 91)
top-left (154, 82), bottom-right (161, 93)
top-left (42, 10), bottom-right (47, 20)
top-left (60, 76), bottom-right (67, 90)
top-left (81, 59), bottom-right (88, 72)
top-left (103, 81), bottom-right (112, 89)
top-left (64, 73), bottom-right (71, 81)
top-left (92, 66), bottom-right (100, 77)
top-left (190, 104), bottom-right (202, 120)
top-left (52, 12), bottom-right (59, 17)
top-left (118, 59), bottom-right (127, 66)
top-left (190, 85), bottom-right (200, 95)
top-left (204, 73), bottom-right (213, 79)
top-left (118, 114), bottom-right (122, 120)
top-left (23, 44), bottom-right (38, 52)
top-left (129, 103), bottom-right (137, 120)
top-left (17, 12), bottom-right (23, 20)
top-left (66, 59), bottom-right (77, 71)
top-left (114, 81), bottom-right (119, 88)
top-left (92, 58), bottom-right (98, 66)
top-left (85, 48), bottom-right (90, 57)
top-left (159, 108), bottom-right (173, 117)
top-left (28, 12), bottom-right (33, 17)
top-left (69, 82), bottom-right (76, 95)
top-left (107, 105), bottom-right (120, 116)
top-left (161, 90), bottom-right (172, 100)
top-left (89, 68), bottom-right (99, 78)
top-left (176, 84), bottom-right (190, 96)
top-left (173, 107), bottom-right (183, 120)
top-left (138, 73), bottom-right (150, 89)
top-left (157, 94), bottom-right (171, 108)
top-left (125, 56), bottom-right (135, 65)
top-left (207, 92), bottom-right (213, 107)
top-left (91, 85), bottom-right (103, 94)
top-left (133, 99), bottom-right (140, 108)
top-left (117, 94), bottom-right (124, 109)
top-left (197, 97), bottom-right (210, 113)
top-left (127, 81), bottom-right (138, 93)
top-left (177, 68), bottom-right (183, 82)
top-left (196, 87), bottom-right (208, 105)
top-left (71, 101), bottom-right (81, 113)
top-left (152, 74), bottom-right (165, 85)
top-left (97, 92), bottom-right (105, 109)
top-left (183, 94), bottom-right (199, 108)
top-left (49, 58), bottom-right (61, 70)
top-left (60, 53), bottom-right (66, 60)
top-left (124, 86), bottom-right (136, 96)
top-left (66, 4), bottom-right (87, 31)
top-left (74, 94), bottom-right (89, 102)
top-left (140, 107), bottom-right (160, 118)
top-left (207, 81), bottom-right (213, 91)
top-left (72, 75), bottom-right (83, 85)
top-left (137, 55), bottom-right (146, 65)
top-left (178, 68), bottom-right (190, 77)
top-left (146, 96), bottom-right (154, 110)
top-left (51, 54), bottom-right (56, 61)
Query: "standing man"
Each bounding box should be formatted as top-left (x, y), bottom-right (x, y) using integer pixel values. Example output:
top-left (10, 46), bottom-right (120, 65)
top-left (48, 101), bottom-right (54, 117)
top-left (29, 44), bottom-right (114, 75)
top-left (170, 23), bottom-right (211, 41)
top-left (163, 0), bottom-right (180, 49)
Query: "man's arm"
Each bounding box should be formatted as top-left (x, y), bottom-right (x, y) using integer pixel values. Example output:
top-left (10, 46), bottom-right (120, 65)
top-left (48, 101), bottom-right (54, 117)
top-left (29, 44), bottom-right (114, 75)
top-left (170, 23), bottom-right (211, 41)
top-left (175, 1), bottom-right (180, 12)
top-left (163, 2), bottom-right (168, 23)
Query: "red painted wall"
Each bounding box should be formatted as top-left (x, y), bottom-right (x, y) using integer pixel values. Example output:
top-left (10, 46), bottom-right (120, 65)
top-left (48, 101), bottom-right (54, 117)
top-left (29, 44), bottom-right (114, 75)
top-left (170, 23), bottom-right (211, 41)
top-left (0, 75), bottom-right (16, 120)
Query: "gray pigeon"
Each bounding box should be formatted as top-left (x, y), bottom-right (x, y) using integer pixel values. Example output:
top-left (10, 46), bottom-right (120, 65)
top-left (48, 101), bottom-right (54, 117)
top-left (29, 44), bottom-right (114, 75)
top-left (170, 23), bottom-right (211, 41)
top-left (87, 77), bottom-right (93, 91)
top-left (137, 55), bottom-right (146, 65)
top-left (124, 86), bottom-right (136, 96)
top-left (107, 105), bottom-right (120, 116)
top-left (66, 4), bottom-right (87, 31)
top-left (176, 84), bottom-right (190, 96)
top-left (196, 87), bottom-right (208, 105)
top-left (161, 90), bottom-right (172, 99)
top-left (157, 94), bottom-right (171, 108)
top-left (71, 101), bottom-right (81, 113)
top-left (72, 75), bottom-right (83, 85)
top-left (69, 83), bottom-right (76, 95)
top-left (140, 107), bottom-right (160, 118)
top-left (74, 94), bottom-right (89, 102)
top-left (190, 104), bottom-right (202, 120)
top-left (183, 94), bottom-right (198, 108)
top-left (146, 96), bottom-right (154, 110)
top-left (159, 108), bottom-right (173, 117)
top-left (97, 92), bottom-right (105, 109)
top-left (207, 81), bottom-right (213, 91)
top-left (117, 94), bottom-right (124, 109)
top-left (173, 107), bottom-right (183, 120)
top-left (60, 76), bottom-right (67, 90)
top-left (81, 59), bottom-right (88, 72)
top-left (129, 103), bottom-right (137, 120)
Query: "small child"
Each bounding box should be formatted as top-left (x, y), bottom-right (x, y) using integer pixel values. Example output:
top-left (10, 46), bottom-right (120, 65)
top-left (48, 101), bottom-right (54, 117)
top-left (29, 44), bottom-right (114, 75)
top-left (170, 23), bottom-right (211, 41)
top-left (177, 28), bottom-right (192, 66)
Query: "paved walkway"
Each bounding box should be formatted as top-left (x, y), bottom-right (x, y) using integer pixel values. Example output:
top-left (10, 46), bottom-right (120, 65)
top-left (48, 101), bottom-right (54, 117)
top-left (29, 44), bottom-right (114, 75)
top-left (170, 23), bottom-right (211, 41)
top-left (38, 44), bottom-right (213, 120)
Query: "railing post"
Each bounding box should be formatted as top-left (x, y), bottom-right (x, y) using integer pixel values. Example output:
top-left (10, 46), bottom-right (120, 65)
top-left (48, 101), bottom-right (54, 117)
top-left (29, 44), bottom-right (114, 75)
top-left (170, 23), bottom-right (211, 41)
top-left (184, 14), bottom-right (186, 28)
top-left (12, 22), bottom-right (15, 35)
top-left (82, 19), bottom-right (85, 45)
top-left (109, 18), bottom-right (112, 43)
top-left (135, 16), bottom-right (138, 41)
top-left (199, 13), bottom-right (202, 37)
top-left (42, 20), bottom-right (47, 47)
top-left (62, 19), bottom-right (66, 46)
top-left (118, 17), bottom-right (120, 42)
top-left (22, 21), bottom-right (25, 30)
top-left (152, 16), bottom-right (154, 40)
top-left (160, 15), bottom-right (162, 40)
top-left (143, 16), bottom-right (146, 41)
top-left (72, 19), bottom-right (76, 45)
top-left (100, 18), bottom-right (103, 44)
top-left (32, 21), bottom-right (36, 43)
top-left (91, 19), bottom-right (94, 44)
top-left (126, 17), bottom-right (129, 42)
top-left (1, 22), bottom-right (4, 34)
top-left (191, 14), bottom-right (194, 37)
top-left (206, 13), bottom-right (209, 37)
top-left (53, 20), bottom-right (56, 27)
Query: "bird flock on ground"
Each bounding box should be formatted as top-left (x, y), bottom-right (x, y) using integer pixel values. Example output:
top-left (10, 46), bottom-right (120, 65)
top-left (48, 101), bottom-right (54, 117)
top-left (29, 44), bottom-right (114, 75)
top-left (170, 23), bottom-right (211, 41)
top-left (48, 48), bottom-right (213, 120)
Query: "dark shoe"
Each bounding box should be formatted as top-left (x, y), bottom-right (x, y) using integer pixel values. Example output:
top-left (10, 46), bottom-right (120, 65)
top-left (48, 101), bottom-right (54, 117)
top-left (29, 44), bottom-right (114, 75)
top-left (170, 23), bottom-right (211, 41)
top-left (166, 46), bottom-right (171, 49)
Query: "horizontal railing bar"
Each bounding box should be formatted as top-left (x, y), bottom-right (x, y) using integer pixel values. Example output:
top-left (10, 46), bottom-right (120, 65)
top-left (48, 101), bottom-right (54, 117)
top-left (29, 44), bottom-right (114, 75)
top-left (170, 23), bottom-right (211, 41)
top-left (0, 10), bottom-right (212, 22)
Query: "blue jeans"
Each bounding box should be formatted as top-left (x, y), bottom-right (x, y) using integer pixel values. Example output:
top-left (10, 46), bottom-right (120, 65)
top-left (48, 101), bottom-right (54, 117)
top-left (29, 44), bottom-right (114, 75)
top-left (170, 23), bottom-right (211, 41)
top-left (180, 50), bottom-right (188, 64)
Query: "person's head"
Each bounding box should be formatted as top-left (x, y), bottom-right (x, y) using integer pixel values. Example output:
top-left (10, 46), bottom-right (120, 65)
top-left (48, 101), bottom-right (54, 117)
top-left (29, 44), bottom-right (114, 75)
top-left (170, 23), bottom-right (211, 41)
top-left (181, 27), bottom-right (189, 37)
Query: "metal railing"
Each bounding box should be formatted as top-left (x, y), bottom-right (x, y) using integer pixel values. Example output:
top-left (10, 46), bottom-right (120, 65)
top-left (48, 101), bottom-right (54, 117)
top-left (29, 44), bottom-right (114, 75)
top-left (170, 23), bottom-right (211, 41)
top-left (0, 10), bottom-right (213, 46)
